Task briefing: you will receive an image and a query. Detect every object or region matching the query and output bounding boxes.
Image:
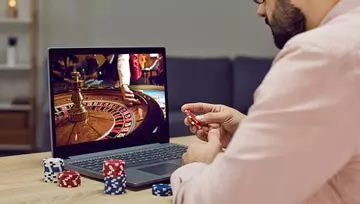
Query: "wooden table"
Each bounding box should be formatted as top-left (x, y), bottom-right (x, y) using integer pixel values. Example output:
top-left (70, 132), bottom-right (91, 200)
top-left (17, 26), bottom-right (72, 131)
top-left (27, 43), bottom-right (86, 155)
top-left (0, 135), bottom-right (199, 204)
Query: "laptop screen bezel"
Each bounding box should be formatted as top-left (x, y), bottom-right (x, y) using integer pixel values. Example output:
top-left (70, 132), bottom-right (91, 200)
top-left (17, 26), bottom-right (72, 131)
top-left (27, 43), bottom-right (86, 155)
top-left (48, 47), bottom-right (170, 159)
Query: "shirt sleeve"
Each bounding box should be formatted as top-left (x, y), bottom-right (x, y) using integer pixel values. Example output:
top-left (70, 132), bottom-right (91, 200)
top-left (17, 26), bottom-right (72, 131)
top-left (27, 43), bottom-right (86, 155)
top-left (170, 43), bottom-right (359, 204)
top-left (117, 54), bottom-right (131, 86)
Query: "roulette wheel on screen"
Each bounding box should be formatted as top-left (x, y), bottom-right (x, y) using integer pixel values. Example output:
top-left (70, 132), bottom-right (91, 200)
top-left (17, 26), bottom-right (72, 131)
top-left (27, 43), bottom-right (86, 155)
top-left (53, 71), bottom-right (164, 147)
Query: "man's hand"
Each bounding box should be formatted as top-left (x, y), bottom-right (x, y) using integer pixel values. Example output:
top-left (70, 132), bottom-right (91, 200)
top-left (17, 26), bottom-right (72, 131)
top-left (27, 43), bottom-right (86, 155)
top-left (182, 129), bottom-right (223, 165)
top-left (182, 102), bottom-right (245, 148)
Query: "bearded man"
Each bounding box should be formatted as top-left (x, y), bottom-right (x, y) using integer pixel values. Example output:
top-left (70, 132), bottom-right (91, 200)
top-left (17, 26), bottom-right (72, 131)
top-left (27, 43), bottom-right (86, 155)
top-left (171, 0), bottom-right (360, 203)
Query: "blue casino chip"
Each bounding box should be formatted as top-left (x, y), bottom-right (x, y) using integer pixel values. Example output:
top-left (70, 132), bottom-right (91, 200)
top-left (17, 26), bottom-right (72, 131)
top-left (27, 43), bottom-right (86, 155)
top-left (152, 183), bottom-right (173, 196)
top-left (104, 175), bottom-right (127, 195)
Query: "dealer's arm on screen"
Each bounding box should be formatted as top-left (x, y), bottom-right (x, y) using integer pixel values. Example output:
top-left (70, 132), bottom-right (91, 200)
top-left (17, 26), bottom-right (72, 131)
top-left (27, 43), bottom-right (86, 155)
top-left (116, 53), bottom-right (164, 106)
top-left (117, 54), bottom-right (141, 106)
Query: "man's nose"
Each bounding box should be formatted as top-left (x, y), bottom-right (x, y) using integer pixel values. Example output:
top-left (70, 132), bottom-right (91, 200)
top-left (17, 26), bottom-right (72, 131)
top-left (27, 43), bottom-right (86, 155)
top-left (256, 4), bottom-right (266, 17)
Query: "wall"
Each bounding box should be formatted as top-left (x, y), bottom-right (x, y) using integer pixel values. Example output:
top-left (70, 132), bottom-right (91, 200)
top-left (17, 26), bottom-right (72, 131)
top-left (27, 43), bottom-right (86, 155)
top-left (36, 0), bottom-right (279, 149)
top-left (0, 0), bottom-right (31, 102)
top-left (38, 0), bottom-right (278, 58)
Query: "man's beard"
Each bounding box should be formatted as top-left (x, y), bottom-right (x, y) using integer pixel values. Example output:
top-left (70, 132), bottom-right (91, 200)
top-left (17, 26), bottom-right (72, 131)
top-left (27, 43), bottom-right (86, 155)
top-left (266, 0), bottom-right (307, 49)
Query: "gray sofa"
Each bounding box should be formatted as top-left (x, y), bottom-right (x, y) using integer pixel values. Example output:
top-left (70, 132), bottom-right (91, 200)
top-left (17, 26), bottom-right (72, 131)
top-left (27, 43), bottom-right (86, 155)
top-left (38, 56), bottom-right (272, 151)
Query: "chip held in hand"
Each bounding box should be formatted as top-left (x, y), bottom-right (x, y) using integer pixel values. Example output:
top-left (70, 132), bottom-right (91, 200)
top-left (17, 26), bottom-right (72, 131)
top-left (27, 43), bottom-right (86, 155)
top-left (184, 110), bottom-right (201, 129)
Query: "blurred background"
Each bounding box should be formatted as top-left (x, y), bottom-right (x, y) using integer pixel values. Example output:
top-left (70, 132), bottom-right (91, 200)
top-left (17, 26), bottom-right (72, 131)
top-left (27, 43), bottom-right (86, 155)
top-left (0, 0), bottom-right (278, 156)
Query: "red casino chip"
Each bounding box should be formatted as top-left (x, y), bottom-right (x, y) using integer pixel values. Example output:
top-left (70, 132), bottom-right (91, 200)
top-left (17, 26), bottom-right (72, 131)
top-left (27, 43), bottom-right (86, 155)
top-left (58, 170), bottom-right (81, 188)
top-left (184, 110), bottom-right (201, 129)
top-left (103, 160), bottom-right (125, 177)
top-left (184, 110), bottom-right (199, 123)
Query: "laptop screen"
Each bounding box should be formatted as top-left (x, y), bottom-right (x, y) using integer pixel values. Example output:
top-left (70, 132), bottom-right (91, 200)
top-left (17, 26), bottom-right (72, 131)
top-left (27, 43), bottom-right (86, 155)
top-left (48, 47), bottom-right (169, 158)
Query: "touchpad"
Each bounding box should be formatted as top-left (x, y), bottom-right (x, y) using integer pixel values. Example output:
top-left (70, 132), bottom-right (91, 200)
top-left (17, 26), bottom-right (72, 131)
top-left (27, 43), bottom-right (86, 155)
top-left (137, 163), bottom-right (180, 176)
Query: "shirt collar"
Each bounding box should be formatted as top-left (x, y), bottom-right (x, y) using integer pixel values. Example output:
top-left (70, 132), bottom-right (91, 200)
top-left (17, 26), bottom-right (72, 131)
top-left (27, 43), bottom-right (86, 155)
top-left (320, 0), bottom-right (360, 25)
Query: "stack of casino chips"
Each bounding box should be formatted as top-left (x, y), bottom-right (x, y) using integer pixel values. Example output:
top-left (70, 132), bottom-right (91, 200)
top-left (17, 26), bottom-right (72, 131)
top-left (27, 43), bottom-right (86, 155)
top-left (152, 183), bottom-right (173, 196)
top-left (103, 160), bottom-right (127, 195)
top-left (43, 158), bottom-right (65, 183)
top-left (58, 170), bottom-right (81, 188)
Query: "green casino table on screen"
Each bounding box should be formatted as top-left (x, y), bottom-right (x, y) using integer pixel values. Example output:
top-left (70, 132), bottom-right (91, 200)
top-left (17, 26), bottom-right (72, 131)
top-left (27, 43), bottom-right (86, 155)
top-left (131, 85), bottom-right (166, 117)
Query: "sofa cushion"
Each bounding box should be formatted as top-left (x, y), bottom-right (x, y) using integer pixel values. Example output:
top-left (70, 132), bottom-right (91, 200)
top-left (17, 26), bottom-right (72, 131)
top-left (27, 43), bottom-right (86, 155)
top-left (169, 111), bottom-right (193, 137)
top-left (166, 57), bottom-right (233, 112)
top-left (232, 56), bottom-right (272, 114)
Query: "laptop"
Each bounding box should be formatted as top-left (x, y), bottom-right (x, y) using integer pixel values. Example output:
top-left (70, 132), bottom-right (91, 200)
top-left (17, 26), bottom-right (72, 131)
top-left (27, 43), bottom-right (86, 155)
top-left (47, 47), bottom-right (187, 188)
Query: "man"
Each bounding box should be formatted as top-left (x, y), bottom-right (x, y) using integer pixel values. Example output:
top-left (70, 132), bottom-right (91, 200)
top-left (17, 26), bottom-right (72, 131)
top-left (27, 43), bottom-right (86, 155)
top-left (51, 55), bottom-right (80, 93)
top-left (97, 54), bottom-right (119, 83)
top-left (171, 0), bottom-right (360, 203)
top-left (80, 54), bottom-right (100, 82)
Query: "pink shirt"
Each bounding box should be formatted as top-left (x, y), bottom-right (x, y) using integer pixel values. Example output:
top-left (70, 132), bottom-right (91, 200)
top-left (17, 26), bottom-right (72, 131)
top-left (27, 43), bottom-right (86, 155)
top-left (170, 0), bottom-right (360, 203)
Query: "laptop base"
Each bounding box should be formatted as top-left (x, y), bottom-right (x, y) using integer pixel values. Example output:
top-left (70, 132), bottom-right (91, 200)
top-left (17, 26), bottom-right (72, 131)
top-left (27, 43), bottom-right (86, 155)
top-left (64, 143), bottom-right (186, 189)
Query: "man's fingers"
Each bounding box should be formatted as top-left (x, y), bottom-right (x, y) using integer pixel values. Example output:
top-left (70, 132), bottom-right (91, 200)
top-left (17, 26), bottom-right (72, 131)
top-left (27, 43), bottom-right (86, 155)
top-left (181, 102), bottom-right (216, 114)
top-left (189, 126), bottom-right (198, 134)
top-left (197, 129), bottom-right (208, 142)
top-left (184, 117), bottom-right (192, 126)
top-left (183, 117), bottom-right (218, 142)
top-left (182, 152), bottom-right (188, 165)
top-left (207, 129), bottom-right (221, 145)
top-left (197, 112), bottom-right (228, 124)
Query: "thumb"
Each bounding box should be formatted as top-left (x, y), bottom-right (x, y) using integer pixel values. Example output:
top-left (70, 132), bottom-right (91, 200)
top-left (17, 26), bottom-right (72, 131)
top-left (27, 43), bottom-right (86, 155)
top-left (181, 102), bottom-right (215, 114)
top-left (196, 112), bottom-right (228, 124)
top-left (207, 129), bottom-right (221, 145)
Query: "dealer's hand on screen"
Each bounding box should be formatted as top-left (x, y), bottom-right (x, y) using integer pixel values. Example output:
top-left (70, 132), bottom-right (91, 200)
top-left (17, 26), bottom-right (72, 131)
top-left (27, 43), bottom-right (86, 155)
top-left (90, 72), bottom-right (98, 79)
top-left (64, 78), bottom-right (75, 84)
top-left (182, 102), bottom-right (245, 148)
top-left (120, 84), bottom-right (141, 106)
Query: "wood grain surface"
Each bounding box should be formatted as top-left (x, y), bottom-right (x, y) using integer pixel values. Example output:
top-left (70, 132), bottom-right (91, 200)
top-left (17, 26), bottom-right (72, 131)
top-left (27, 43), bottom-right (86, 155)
top-left (0, 135), bottom-right (199, 204)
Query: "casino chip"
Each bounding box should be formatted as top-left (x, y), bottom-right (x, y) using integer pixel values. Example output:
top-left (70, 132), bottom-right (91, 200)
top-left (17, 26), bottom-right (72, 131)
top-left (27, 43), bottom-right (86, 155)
top-left (103, 160), bottom-right (125, 177)
top-left (103, 160), bottom-right (127, 195)
top-left (104, 175), bottom-right (127, 195)
top-left (58, 170), bottom-right (81, 188)
top-left (43, 158), bottom-right (65, 184)
top-left (184, 110), bottom-right (201, 129)
top-left (152, 183), bottom-right (173, 196)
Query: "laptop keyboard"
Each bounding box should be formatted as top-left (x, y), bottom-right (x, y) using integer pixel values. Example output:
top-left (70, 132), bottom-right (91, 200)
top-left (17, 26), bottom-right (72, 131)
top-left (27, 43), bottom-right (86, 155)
top-left (67, 144), bottom-right (187, 173)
